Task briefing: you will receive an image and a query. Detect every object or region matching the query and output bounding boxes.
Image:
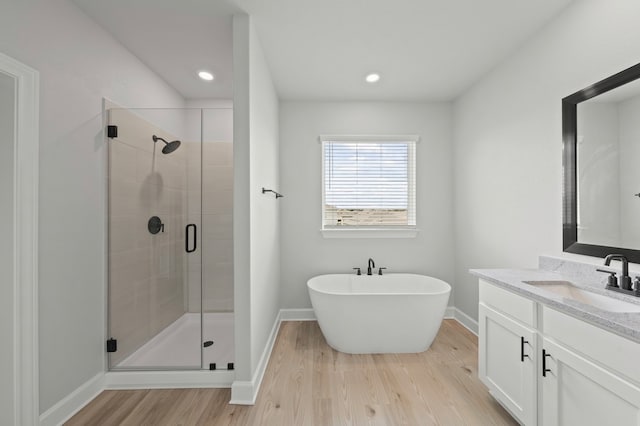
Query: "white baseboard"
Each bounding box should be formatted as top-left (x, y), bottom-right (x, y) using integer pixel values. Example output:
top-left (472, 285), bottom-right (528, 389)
top-left (279, 308), bottom-right (316, 321)
top-left (105, 370), bottom-right (235, 390)
top-left (229, 307), bottom-right (316, 405)
top-left (229, 380), bottom-right (254, 405)
top-left (444, 306), bottom-right (455, 319)
top-left (39, 369), bottom-right (234, 425)
top-left (230, 310), bottom-right (282, 405)
top-left (42, 305), bottom-right (477, 419)
top-left (454, 308), bottom-right (478, 335)
top-left (39, 372), bottom-right (105, 426)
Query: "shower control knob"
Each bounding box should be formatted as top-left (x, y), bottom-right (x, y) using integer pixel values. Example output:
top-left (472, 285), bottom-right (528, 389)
top-left (148, 216), bottom-right (164, 234)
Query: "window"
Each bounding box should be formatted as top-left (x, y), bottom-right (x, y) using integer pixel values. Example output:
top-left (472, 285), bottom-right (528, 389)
top-left (321, 135), bottom-right (418, 237)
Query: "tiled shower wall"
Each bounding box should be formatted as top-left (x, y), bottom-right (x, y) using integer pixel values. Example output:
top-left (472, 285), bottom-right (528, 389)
top-left (108, 108), bottom-right (187, 366)
top-left (187, 140), bottom-right (234, 313)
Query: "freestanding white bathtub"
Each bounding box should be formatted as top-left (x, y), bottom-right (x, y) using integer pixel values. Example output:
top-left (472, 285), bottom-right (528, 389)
top-left (307, 273), bottom-right (451, 354)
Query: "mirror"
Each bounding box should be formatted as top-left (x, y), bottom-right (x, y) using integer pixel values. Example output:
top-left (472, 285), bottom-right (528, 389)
top-left (563, 63), bottom-right (640, 263)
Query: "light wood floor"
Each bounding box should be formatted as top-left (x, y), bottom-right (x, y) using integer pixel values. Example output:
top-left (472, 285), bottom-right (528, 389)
top-left (66, 320), bottom-right (517, 425)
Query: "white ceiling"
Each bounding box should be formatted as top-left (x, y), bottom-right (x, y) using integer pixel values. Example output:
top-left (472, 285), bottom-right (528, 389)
top-left (73, 0), bottom-right (573, 101)
top-left (72, 0), bottom-right (238, 99)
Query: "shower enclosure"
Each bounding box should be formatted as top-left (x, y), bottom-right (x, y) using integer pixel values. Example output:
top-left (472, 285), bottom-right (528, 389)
top-left (106, 106), bottom-right (234, 371)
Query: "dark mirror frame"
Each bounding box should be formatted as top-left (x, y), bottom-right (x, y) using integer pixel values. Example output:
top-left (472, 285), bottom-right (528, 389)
top-left (563, 62), bottom-right (640, 264)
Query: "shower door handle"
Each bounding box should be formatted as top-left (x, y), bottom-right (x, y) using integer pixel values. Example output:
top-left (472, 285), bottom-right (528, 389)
top-left (186, 224), bottom-right (197, 253)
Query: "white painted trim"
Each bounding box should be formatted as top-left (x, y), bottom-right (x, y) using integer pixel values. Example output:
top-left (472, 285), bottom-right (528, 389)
top-left (39, 373), bottom-right (104, 426)
top-left (228, 306), bottom-right (476, 405)
top-left (0, 51), bottom-right (39, 426)
top-left (444, 306), bottom-right (478, 335)
top-left (230, 311), bottom-right (282, 405)
top-left (230, 308), bottom-right (318, 405)
top-left (105, 370), bottom-right (235, 390)
top-left (229, 380), bottom-right (254, 405)
top-left (318, 134), bottom-right (420, 143)
top-left (40, 364), bottom-right (234, 423)
top-left (444, 306), bottom-right (456, 319)
top-left (43, 305), bottom-right (478, 419)
top-left (320, 137), bottom-right (418, 232)
top-left (321, 229), bottom-right (419, 239)
top-left (280, 308), bottom-right (316, 321)
top-left (454, 308), bottom-right (478, 336)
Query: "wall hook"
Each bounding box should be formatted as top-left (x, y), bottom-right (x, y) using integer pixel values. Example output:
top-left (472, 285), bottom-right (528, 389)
top-left (262, 187), bottom-right (284, 199)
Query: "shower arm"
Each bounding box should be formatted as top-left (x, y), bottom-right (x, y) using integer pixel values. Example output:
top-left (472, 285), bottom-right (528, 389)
top-left (262, 188), bottom-right (283, 199)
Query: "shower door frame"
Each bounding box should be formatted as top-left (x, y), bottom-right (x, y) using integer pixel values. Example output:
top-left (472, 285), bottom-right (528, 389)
top-left (102, 104), bottom-right (235, 388)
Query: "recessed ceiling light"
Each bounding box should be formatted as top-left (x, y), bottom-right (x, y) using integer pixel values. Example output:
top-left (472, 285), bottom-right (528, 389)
top-left (198, 71), bottom-right (214, 81)
top-left (365, 73), bottom-right (380, 83)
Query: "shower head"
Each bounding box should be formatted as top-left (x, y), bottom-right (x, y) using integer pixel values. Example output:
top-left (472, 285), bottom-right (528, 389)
top-left (152, 135), bottom-right (181, 154)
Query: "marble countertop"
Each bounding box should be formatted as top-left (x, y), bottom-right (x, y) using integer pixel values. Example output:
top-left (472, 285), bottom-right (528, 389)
top-left (470, 267), bottom-right (640, 343)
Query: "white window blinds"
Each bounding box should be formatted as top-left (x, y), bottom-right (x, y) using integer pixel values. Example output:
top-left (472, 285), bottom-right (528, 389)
top-left (322, 136), bottom-right (417, 228)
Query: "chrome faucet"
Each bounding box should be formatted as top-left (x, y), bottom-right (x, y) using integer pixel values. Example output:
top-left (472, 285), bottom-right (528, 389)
top-left (604, 254), bottom-right (632, 291)
top-left (367, 258), bottom-right (375, 275)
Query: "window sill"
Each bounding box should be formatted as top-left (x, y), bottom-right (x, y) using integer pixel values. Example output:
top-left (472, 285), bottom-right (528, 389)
top-left (321, 229), bottom-right (419, 239)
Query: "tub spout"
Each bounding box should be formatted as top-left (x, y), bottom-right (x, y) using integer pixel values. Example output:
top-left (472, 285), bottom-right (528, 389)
top-left (367, 258), bottom-right (375, 275)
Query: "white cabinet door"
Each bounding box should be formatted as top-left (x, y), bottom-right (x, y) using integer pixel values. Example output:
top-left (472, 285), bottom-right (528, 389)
top-left (541, 338), bottom-right (640, 426)
top-left (479, 303), bottom-right (537, 425)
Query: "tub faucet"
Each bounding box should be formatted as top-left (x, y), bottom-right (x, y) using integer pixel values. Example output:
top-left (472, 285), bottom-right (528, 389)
top-left (604, 254), bottom-right (632, 290)
top-left (367, 258), bottom-right (375, 275)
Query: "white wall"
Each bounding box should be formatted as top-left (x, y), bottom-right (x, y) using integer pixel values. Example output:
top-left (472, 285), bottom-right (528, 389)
top-left (0, 0), bottom-right (185, 414)
top-left (185, 99), bottom-right (233, 144)
top-left (279, 102), bottom-right (454, 308)
top-left (453, 0), bottom-right (640, 321)
top-left (232, 14), bottom-right (252, 384)
top-left (232, 14), bottom-right (280, 389)
top-left (0, 71), bottom-right (15, 426)
top-left (248, 21), bottom-right (280, 375)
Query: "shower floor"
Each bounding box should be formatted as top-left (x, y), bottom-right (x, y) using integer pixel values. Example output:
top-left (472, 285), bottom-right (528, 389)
top-left (116, 313), bottom-right (234, 370)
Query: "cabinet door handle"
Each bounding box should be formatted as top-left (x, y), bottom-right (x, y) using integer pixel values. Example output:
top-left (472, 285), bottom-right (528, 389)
top-left (542, 349), bottom-right (552, 377)
top-left (520, 337), bottom-right (530, 362)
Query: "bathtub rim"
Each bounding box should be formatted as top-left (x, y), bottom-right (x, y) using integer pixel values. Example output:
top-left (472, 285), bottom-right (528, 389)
top-left (307, 273), bottom-right (451, 297)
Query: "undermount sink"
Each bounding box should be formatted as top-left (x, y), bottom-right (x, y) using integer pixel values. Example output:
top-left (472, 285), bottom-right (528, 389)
top-left (523, 280), bottom-right (640, 313)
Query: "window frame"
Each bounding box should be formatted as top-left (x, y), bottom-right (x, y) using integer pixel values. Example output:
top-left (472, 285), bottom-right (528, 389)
top-left (319, 134), bottom-right (419, 239)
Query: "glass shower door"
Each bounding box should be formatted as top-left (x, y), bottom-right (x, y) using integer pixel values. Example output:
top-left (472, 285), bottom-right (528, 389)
top-left (201, 108), bottom-right (235, 370)
top-left (106, 107), bottom-right (202, 370)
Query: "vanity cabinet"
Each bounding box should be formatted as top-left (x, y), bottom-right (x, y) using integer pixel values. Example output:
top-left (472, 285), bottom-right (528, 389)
top-left (479, 279), bottom-right (640, 426)
top-left (540, 305), bottom-right (640, 426)
top-left (479, 281), bottom-right (537, 425)
top-left (540, 337), bottom-right (640, 426)
top-left (479, 305), bottom-right (537, 424)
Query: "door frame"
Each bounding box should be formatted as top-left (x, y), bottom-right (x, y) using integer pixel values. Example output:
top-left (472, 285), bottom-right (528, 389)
top-left (0, 51), bottom-right (39, 425)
